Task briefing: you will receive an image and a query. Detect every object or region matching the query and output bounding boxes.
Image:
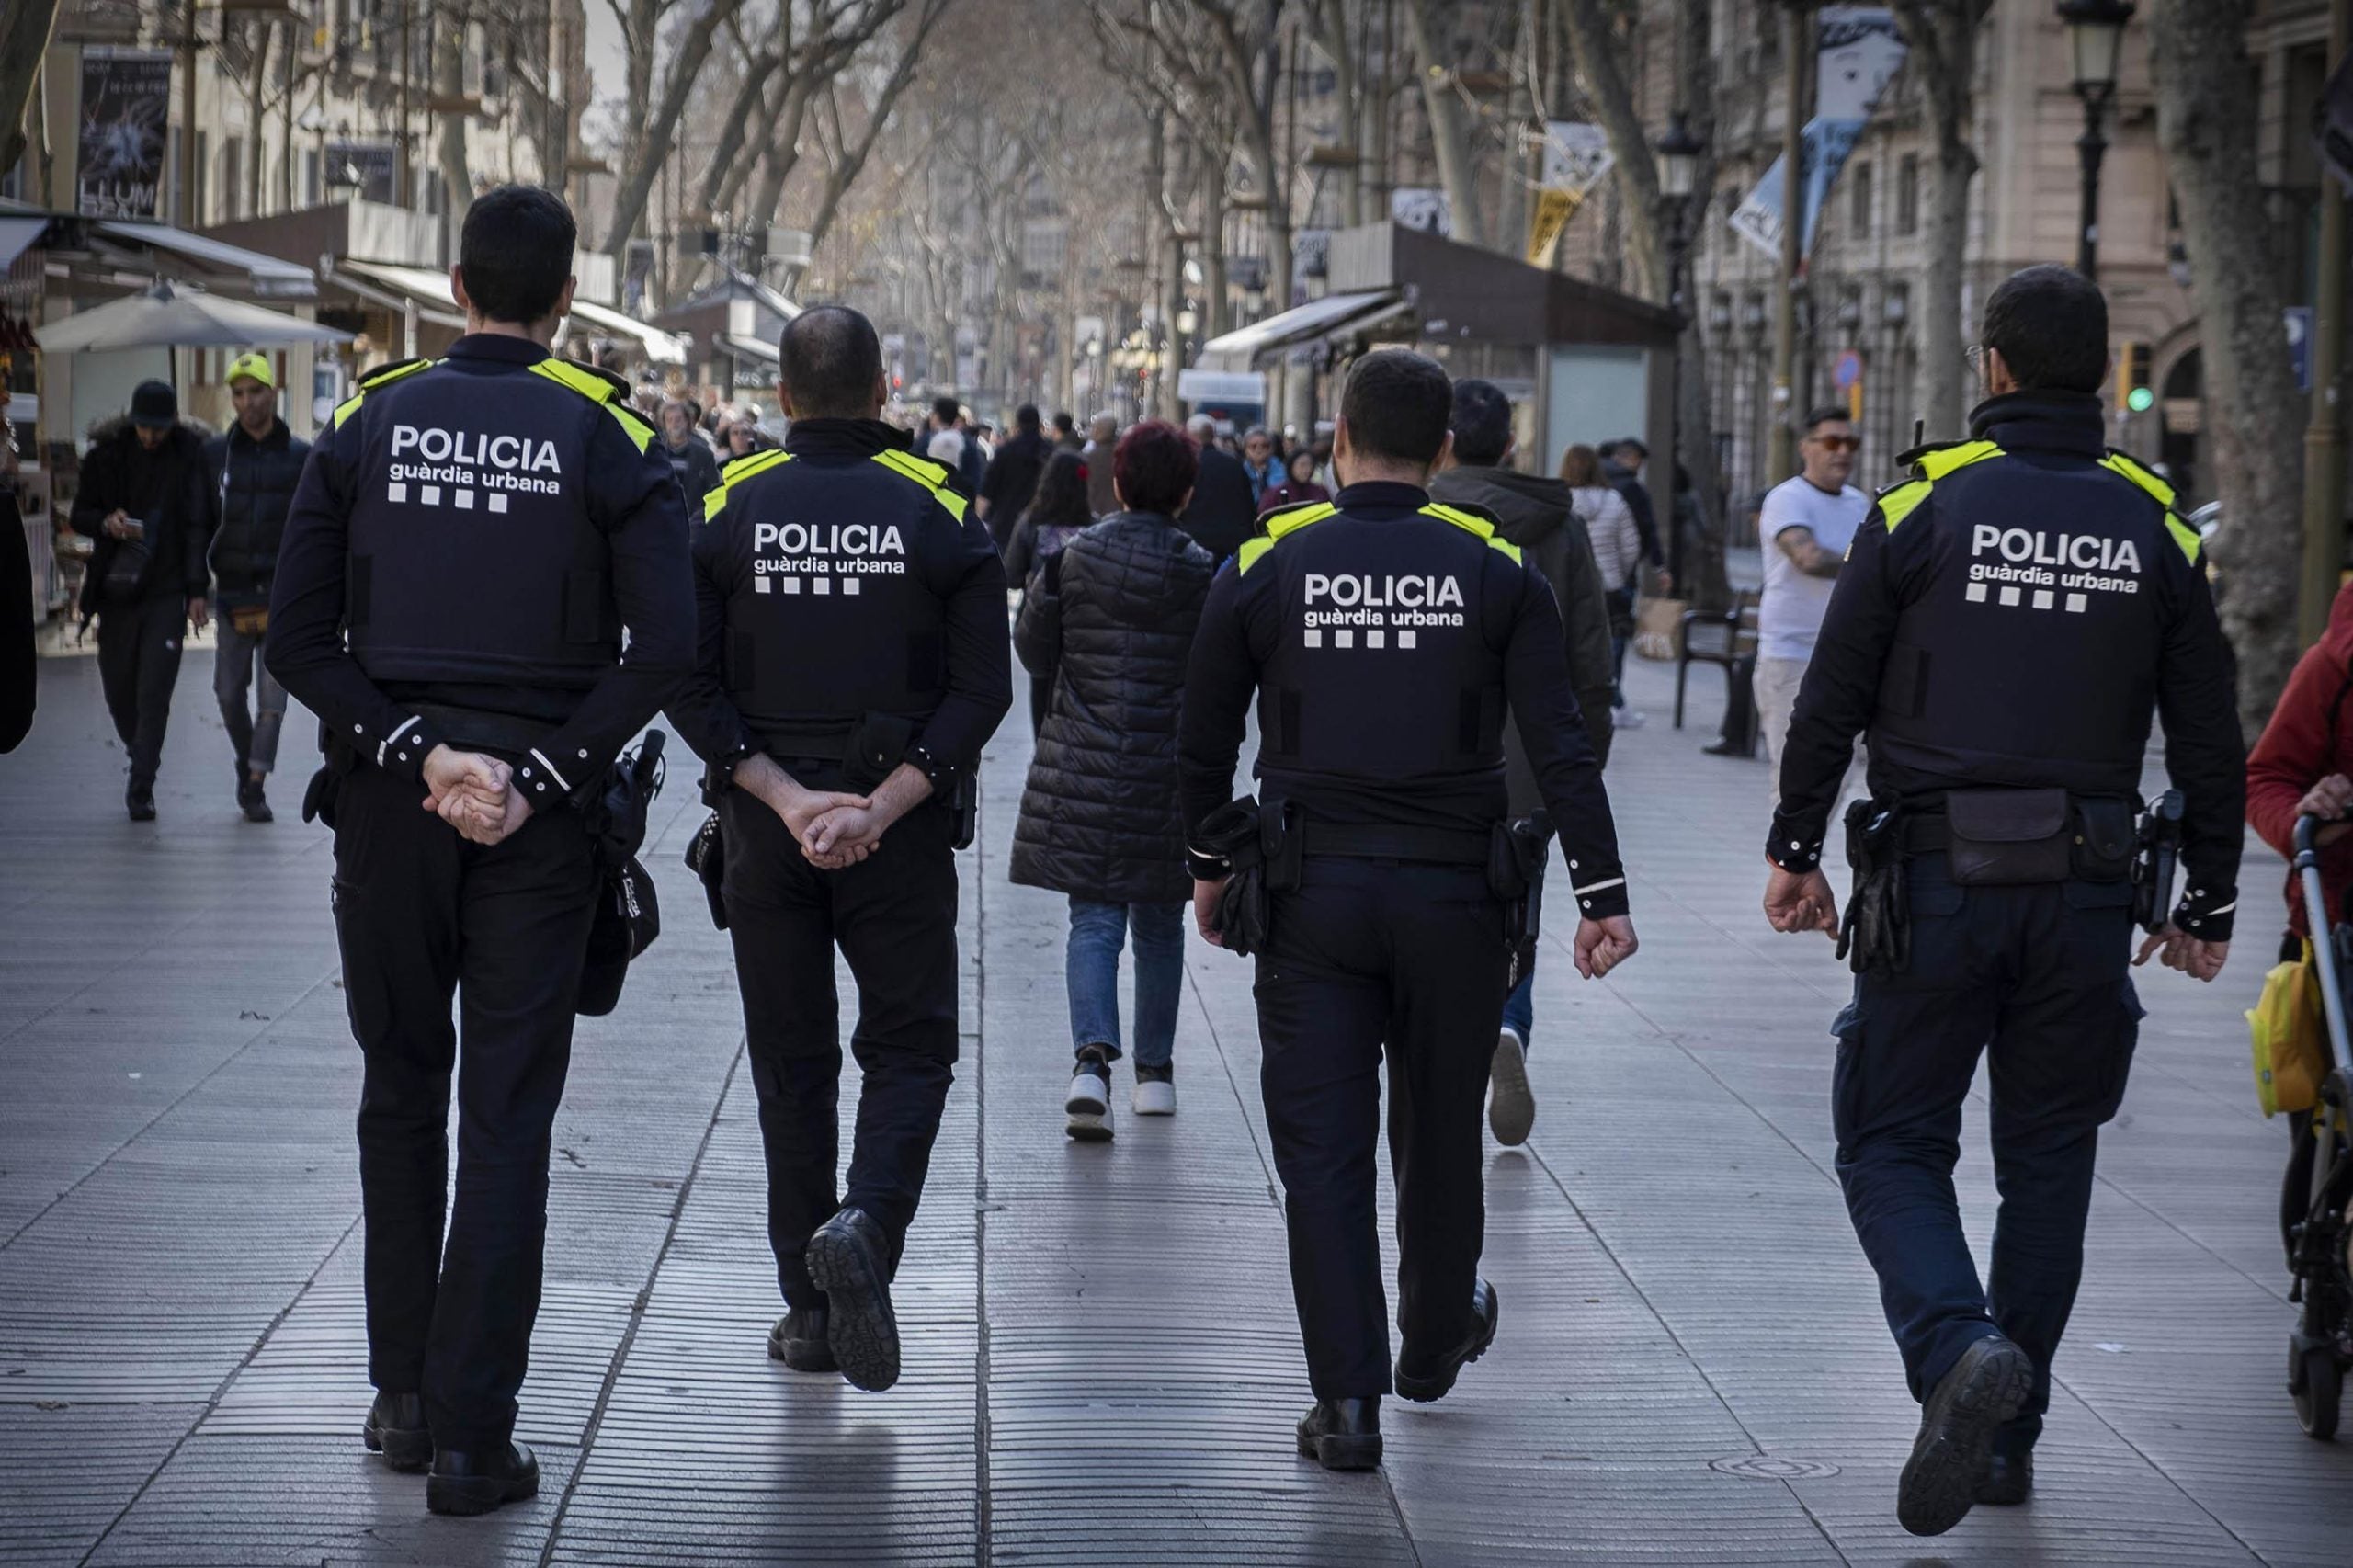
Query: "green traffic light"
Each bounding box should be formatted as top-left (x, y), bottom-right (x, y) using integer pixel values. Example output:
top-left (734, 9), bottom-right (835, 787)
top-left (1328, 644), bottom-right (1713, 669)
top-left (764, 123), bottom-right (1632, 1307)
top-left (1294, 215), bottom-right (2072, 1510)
top-left (2127, 386), bottom-right (2154, 413)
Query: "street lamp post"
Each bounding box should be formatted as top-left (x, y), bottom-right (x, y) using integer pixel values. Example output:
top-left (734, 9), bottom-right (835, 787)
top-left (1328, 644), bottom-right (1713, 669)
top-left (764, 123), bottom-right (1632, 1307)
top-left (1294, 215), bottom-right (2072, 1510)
top-left (2058, 0), bottom-right (2134, 279)
top-left (1656, 111), bottom-right (1705, 593)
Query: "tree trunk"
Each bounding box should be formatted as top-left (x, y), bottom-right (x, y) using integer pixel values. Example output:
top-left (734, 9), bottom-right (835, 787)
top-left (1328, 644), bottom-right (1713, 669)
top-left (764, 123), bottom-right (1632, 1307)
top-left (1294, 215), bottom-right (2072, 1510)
top-left (697, 54), bottom-right (781, 215)
top-left (603, 0), bottom-right (744, 258)
top-left (1559, 0), bottom-right (1664, 299)
top-left (0, 0), bottom-right (63, 175)
top-left (1893, 3), bottom-right (1987, 443)
top-left (433, 15), bottom-right (471, 233)
top-left (1402, 0), bottom-right (1486, 248)
top-left (244, 20), bottom-right (270, 217)
top-left (1676, 0), bottom-right (1728, 608)
top-left (2152, 0), bottom-right (2310, 730)
top-left (1310, 0), bottom-right (1360, 230)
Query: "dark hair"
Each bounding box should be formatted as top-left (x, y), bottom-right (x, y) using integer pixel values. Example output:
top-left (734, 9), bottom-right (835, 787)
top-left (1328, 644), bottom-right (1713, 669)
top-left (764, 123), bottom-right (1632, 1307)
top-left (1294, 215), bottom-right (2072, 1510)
top-left (1559, 443), bottom-right (1602, 488)
top-left (1015, 403), bottom-right (1041, 431)
top-left (1449, 378), bottom-right (1514, 467)
top-left (1801, 404), bottom-right (1851, 434)
top-left (458, 185), bottom-right (575, 324)
top-left (1113, 419), bottom-right (1199, 515)
top-left (1982, 263), bottom-right (2109, 393)
top-left (1339, 348), bottom-right (1452, 466)
top-left (1286, 447), bottom-right (1318, 482)
top-left (933, 394), bottom-right (961, 425)
top-left (1018, 449), bottom-right (1092, 532)
top-left (1610, 437), bottom-right (1648, 460)
top-left (778, 305), bottom-right (884, 419)
top-left (1051, 411), bottom-right (1075, 434)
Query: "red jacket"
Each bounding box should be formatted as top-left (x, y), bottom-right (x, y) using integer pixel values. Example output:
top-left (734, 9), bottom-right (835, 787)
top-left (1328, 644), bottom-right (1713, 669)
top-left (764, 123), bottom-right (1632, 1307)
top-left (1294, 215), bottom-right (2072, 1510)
top-left (2246, 582), bottom-right (2353, 940)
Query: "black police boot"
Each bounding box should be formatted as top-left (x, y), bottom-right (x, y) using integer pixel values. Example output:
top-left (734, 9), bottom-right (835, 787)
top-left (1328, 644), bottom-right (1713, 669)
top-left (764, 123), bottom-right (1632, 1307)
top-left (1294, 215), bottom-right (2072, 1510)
top-left (767, 1305), bottom-right (838, 1372)
top-left (1975, 1449), bottom-right (2033, 1506)
top-left (804, 1208), bottom-right (901, 1392)
top-left (237, 774), bottom-right (273, 823)
top-left (1296, 1397), bottom-right (1381, 1471)
top-left (1896, 1335), bottom-right (2033, 1537)
top-left (426, 1441), bottom-right (540, 1517)
top-left (1393, 1278), bottom-right (1501, 1403)
top-left (360, 1391), bottom-right (431, 1472)
top-left (126, 783), bottom-right (156, 822)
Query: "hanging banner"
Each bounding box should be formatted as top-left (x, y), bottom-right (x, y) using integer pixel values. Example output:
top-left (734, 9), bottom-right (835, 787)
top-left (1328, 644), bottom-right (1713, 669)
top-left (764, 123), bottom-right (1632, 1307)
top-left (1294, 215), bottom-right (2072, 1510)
top-left (324, 142), bottom-right (399, 205)
top-left (1392, 187), bottom-right (1452, 238)
top-left (1728, 7), bottom-right (1907, 262)
top-left (76, 49), bottom-right (174, 219)
top-left (1528, 121), bottom-right (1615, 266)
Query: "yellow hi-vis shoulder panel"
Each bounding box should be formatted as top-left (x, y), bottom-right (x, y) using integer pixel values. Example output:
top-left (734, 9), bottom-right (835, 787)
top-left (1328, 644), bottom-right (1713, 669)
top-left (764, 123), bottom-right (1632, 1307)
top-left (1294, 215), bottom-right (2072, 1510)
top-left (2099, 451), bottom-right (2201, 564)
top-left (703, 449), bottom-right (792, 522)
top-left (870, 448), bottom-right (969, 520)
top-left (528, 357), bottom-right (654, 452)
top-left (1878, 439), bottom-right (2004, 531)
top-left (1419, 502), bottom-right (1524, 563)
top-left (333, 357), bottom-right (438, 428)
top-left (1237, 501), bottom-right (1336, 574)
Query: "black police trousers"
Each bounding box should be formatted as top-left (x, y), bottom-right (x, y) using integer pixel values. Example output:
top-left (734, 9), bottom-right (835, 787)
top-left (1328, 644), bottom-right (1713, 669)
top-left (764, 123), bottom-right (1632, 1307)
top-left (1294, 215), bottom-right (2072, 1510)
top-left (1254, 855), bottom-right (1508, 1399)
top-left (720, 786), bottom-right (960, 1310)
top-left (331, 763), bottom-right (601, 1450)
top-left (96, 594), bottom-right (185, 791)
top-left (1833, 851), bottom-right (2143, 1458)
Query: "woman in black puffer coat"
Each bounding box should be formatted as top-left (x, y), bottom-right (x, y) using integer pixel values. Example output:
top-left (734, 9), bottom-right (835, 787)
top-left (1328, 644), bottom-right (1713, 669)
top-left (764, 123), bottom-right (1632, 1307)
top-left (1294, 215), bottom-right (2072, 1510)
top-left (1009, 421), bottom-right (1214, 1140)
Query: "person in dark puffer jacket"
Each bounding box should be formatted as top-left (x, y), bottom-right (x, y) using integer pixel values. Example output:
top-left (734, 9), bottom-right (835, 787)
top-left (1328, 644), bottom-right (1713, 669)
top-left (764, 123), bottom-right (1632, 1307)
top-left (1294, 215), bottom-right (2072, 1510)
top-left (202, 351), bottom-right (310, 821)
top-left (69, 381), bottom-right (212, 821)
top-left (1009, 421), bottom-right (1214, 1142)
top-left (1001, 449), bottom-right (1095, 737)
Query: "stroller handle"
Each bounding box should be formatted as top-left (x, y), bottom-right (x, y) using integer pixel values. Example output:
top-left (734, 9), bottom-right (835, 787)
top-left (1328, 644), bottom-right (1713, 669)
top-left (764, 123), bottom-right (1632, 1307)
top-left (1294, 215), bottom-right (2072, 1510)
top-left (2293, 813), bottom-right (2353, 1078)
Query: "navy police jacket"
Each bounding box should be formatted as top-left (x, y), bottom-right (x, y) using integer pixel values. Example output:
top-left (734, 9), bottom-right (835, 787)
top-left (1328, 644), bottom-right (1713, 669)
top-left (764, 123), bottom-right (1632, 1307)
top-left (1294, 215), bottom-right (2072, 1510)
top-left (267, 334), bottom-right (695, 807)
top-left (1768, 389), bottom-right (2245, 938)
top-left (1177, 480), bottom-right (1628, 921)
top-left (665, 416), bottom-right (1011, 783)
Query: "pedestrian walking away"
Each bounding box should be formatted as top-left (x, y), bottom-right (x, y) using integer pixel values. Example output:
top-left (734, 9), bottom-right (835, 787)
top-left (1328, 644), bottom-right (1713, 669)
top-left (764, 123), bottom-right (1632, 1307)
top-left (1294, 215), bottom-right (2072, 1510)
top-left (69, 379), bottom-right (210, 820)
top-left (978, 403), bottom-right (1050, 551)
top-left (658, 396), bottom-right (721, 507)
top-left (203, 351), bottom-right (309, 823)
top-left (1756, 406), bottom-right (1870, 814)
top-left (1008, 419), bottom-right (1214, 1142)
top-left (667, 303), bottom-right (1011, 1399)
top-left (1001, 449), bottom-right (1095, 737)
top-left (1559, 445), bottom-right (1643, 726)
top-left (1078, 413), bottom-right (1120, 517)
top-left (1430, 379), bottom-right (1618, 1146)
top-left (1761, 264), bottom-right (2245, 1540)
top-left (266, 184), bottom-right (696, 1517)
top-left (1176, 412), bottom-right (1259, 566)
top-left (1181, 348), bottom-right (1638, 1472)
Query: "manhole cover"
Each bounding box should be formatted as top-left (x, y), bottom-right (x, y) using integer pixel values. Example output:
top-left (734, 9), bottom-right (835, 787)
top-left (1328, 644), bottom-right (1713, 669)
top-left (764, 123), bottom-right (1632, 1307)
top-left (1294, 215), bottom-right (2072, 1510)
top-left (1710, 1454), bottom-right (1841, 1481)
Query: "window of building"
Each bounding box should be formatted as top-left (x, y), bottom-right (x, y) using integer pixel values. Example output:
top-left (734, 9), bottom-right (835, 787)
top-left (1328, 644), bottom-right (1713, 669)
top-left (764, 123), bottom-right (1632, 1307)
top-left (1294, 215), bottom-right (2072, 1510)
top-left (1895, 153), bottom-right (1919, 236)
top-left (1850, 161), bottom-right (1873, 237)
top-left (303, 149), bottom-right (321, 207)
top-left (221, 138), bottom-right (242, 223)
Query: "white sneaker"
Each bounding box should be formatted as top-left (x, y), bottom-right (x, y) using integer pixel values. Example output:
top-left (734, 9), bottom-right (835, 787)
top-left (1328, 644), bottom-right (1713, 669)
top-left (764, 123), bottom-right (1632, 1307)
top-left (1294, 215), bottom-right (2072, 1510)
top-left (1066, 1048), bottom-right (1112, 1142)
top-left (1612, 708), bottom-right (1647, 730)
top-left (1132, 1065), bottom-right (1176, 1116)
top-left (1488, 1028), bottom-right (1535, 1146)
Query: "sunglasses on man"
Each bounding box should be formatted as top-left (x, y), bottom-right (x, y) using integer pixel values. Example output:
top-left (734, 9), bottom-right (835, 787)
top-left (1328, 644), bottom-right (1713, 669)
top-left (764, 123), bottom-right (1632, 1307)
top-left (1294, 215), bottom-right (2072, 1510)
top-left (1808, 434), bottom-right (1860, 453)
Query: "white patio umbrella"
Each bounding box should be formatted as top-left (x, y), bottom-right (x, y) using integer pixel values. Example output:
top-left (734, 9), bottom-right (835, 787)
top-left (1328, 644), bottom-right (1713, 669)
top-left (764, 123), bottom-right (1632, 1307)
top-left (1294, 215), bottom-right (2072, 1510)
top-left (36, 281), bottom-right (352, 353)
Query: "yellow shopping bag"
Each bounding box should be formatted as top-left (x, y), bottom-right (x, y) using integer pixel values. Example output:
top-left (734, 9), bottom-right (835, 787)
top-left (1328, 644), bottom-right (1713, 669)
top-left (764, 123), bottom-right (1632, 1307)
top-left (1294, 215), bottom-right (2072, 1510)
top-left (2247, 945), bottom-right (2328, 1118)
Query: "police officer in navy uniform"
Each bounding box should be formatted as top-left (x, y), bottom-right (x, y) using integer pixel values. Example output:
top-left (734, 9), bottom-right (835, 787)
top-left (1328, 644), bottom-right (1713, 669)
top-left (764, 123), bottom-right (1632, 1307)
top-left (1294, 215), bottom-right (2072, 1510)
top-left (1179, 349), bottom-right (1638, 1471)
top-left (666, 305), bottom-right (1009, 1394)
top-left (267, 185), bottom-right (694, 1517)
top-left (1762, 265), bottom-right (2244, 1538)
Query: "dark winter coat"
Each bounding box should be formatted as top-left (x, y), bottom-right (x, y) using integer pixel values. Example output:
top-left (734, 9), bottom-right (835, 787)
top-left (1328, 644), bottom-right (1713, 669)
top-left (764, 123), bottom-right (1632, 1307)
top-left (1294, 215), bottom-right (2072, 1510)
top-left (202, 416), bottom-right (310, 609)
top-left (1427, 462), bottom-right (1616, 810)
top-left (1008, 510), bottom-right (1215, 903)
top-left (69, 417), bottom-right (210, 616)
top-left (1177, 444), bottom-right (1259, 565)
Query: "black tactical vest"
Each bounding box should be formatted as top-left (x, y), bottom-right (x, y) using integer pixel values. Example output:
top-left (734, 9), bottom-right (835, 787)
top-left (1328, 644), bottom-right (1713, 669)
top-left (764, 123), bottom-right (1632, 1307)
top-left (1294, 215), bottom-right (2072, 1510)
top-left (339, 354), bottom-right (645, 690)
top-left (708, 446), bottom-right (963, 749)
top-left (1246, 498), bottom-right (1525, 779)
top-left (1869, 439), bottom-right (2196, 790)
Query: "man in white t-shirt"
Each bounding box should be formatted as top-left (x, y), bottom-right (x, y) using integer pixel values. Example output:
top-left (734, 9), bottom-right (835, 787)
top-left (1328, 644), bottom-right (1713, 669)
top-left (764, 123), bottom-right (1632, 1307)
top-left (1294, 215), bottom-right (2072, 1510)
top-left (1756, 406), bottom-right (1871, 809)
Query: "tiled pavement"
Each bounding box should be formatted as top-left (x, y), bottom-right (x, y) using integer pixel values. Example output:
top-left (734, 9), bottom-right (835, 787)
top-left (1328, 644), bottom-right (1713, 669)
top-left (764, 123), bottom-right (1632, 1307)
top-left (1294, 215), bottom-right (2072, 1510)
top-left (4, 636), bottom-right (2351, 1567)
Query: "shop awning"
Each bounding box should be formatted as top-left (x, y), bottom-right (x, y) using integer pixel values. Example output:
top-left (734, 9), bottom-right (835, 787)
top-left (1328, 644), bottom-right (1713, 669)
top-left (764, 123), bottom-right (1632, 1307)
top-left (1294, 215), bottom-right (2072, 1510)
top-left (720, 332), bottom-right (779, 366)
top-left (335, 259), bottom-right (689, 361)
top-left (35, 281), bottom-right (352, 352)
top-left (94, 222), bottom-right (317, 297)
top-left (0, 216), bottom-right (50, 273)
top-left (1197, 289), bottom-right (1410, 367)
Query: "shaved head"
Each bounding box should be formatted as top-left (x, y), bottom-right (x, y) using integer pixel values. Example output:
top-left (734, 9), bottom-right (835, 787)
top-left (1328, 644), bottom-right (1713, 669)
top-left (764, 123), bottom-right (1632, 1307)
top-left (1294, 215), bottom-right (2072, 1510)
top-left (777, 304), bottom-right (884, 420)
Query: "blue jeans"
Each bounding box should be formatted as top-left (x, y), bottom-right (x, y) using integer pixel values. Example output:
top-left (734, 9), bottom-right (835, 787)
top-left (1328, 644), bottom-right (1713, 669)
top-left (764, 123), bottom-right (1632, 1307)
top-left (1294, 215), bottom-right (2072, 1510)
top-left (1066, 899), bottom-right (1185, 1067)
top-left (1500, 874), bottom-right (1543, 1043)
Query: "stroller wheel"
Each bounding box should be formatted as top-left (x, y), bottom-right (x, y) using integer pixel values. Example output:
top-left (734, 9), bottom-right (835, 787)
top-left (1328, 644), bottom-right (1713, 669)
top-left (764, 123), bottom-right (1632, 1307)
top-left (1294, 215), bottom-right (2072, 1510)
top-left (2290, 1338), bottom-right (2341, 1440)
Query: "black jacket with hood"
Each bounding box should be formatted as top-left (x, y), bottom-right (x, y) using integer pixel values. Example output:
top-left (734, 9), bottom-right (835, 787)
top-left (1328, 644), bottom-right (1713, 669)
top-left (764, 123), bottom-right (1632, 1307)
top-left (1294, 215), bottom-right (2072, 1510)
top-left (1427, 462), bottom-right (1616, 807)
top-left (202, 415), bottom-right (311, 609)
top-left (69, 418), bottom-right (210, 616)
top-left (1009, 509), bottom-right (1215, 903)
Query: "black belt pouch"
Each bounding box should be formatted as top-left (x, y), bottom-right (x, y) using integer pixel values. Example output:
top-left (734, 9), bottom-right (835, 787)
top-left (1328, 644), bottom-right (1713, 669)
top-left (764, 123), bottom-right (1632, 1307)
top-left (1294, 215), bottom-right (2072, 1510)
top-left (2073, 797), bottom-right (2136, 882)
top-left (1945, 787), bottom-right (2072, 885)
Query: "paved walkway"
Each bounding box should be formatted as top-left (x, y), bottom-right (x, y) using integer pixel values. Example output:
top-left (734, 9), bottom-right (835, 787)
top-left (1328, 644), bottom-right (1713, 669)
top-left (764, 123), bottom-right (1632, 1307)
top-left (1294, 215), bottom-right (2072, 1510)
top-left (3, 639), bottom-right (2350, 1567)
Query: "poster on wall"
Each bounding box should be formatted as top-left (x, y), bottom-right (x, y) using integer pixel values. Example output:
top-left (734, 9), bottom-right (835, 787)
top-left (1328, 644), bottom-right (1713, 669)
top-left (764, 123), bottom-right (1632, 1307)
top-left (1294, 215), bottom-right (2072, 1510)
top-left (1727, 7), bottom-right (1907, 261)
top-left (76, 49), bottom-right (173, 219)
top-left (324, 142), bottom-right (400, 205)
